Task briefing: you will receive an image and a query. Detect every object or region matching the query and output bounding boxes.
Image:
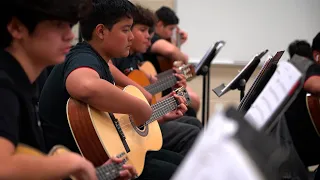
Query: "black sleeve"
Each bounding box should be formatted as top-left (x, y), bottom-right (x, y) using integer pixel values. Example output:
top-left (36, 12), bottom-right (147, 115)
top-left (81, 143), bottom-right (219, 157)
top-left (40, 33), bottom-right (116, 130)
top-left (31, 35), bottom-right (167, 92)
top-left (63, 53), bottom-right (105, 83)
top-left (111, 58), bottom-right (122, 69)
top-left (0, 88), bottom-right (20, 146)
top-left (305, 63), bottom-right (320, 80)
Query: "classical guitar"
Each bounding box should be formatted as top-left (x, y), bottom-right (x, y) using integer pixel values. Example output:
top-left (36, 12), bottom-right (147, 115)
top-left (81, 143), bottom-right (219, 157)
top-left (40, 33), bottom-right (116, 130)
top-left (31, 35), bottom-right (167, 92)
top-left (306, 94), bottom-right (320, 136)
top-left (66, 86), bottom-right (191, 177)
top-left (128, 64), bottom-right (195, 104)
top-left (16, 144), bottom-right (127, 180)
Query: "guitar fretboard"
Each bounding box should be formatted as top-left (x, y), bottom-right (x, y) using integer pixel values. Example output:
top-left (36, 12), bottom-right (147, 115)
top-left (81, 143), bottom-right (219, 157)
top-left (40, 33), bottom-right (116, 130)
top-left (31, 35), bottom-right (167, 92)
top-left (144, 88), bottom-right (191, 126)
top-left (96, 158), bottom-right (128, 180)
top-left (156, 69), bottom-right (174, 79)
top-left (145, 75), bottom-right (177, 95)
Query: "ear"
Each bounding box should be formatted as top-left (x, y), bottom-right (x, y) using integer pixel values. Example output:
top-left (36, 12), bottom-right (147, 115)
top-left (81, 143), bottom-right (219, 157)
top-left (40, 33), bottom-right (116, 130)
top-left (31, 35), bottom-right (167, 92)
top-left (156, 21), bottom-right (164, 28)
top-left (7, 17), bottom-right (27, 40)
top-left (313, 51), bottom-right (319, 62)
top-left (95, 24), bottom-right (107, 40)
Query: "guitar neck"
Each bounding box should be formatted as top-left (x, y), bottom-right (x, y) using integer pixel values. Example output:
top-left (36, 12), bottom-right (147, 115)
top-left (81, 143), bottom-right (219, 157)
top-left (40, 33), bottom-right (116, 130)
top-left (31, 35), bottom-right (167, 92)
top-left (96, 159), bottom-right (127, 180)
top-left (145, 91), bottom-right (190, 125)
top-left (145, 75), bottom-right (177, 95)
top-left (156, 69), bottom-right (175, 79)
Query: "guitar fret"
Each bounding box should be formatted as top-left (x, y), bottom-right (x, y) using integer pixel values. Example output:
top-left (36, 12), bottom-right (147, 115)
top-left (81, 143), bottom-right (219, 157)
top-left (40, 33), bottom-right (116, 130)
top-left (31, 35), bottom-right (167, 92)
top-left (145, 75), bottom-right (177, 95)
top-left (96, 158), bottom-right (128, 180)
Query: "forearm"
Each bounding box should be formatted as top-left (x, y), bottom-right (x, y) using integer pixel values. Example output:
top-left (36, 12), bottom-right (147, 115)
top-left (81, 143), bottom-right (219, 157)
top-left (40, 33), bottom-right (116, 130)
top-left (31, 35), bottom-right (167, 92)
top-left (109, 63), bottom-right (152, 103)
top-left (0, 155), bottom-right (75, 180)
top-left (78, 79), bottom-right (150, 125)
top-left (169, 50), bottom-right (188, 64)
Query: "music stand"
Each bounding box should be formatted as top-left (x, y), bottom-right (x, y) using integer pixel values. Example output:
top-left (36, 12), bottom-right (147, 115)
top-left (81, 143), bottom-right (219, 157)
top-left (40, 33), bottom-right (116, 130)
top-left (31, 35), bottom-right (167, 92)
top-left (212, 49), bottom-right (268, 101)
top-left (196, 41), bottom-right (226, 126)
top-left (237, 51), bottom-right (284, 113)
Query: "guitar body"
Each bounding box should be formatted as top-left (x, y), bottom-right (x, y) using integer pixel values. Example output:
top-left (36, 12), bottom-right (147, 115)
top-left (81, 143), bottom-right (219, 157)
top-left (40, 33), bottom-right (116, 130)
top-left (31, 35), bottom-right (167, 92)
top-left (15, 144), bottom-right (71, 180)
top-left (139, 61), bottom-right (157, 77)
top-left (66, 85), bottom-right (162, 176)
top-left (16, 144), bottom-right (69, 156)
top-left (127, 70), bottom-right (160, 104)
top-left (157, 56), bottom-right (174, 72)
top-left (306, 94), bottom-right (320, 136)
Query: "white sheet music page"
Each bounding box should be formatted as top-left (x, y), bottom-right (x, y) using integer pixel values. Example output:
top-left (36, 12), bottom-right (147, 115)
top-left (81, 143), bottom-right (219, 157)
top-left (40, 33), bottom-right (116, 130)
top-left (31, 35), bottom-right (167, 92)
top-left (244, 61), bottom-right (302, 130)
top-left (171, 111), bottom-right (264, 180)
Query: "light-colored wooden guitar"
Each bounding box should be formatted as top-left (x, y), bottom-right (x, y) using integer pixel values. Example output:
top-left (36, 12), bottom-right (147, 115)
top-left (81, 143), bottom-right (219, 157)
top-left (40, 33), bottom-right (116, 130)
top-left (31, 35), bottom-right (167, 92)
top-left (129, 63), bottom-right (195, 104)
top-left (66, 86), bottom-right (190, 177)
top-left (16, 144), bottom-right (127, 180)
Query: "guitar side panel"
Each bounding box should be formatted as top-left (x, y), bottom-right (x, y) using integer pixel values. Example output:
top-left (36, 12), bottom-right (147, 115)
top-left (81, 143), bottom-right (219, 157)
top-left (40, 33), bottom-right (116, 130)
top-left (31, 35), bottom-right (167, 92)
top-left (306, 95), bottom-right (320, 136)
top-left (66, 98), bottom-right (109, 167)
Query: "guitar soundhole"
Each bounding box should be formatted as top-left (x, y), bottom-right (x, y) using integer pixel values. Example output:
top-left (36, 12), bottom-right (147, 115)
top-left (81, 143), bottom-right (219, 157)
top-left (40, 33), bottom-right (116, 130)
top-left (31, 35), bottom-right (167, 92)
top-left (129, 115), bottom-right (149, 137)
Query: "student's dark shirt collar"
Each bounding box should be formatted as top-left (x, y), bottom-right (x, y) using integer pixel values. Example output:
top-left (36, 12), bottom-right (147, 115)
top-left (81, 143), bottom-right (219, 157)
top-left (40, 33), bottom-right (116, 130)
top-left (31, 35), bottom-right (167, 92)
top-left (0, 49), bottom-right (35, 95)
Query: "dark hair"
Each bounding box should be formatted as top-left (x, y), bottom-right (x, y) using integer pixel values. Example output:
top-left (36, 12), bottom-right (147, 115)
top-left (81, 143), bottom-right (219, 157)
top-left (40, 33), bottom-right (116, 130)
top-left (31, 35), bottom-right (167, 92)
top-left (312, 32), bottom-right (320, 51)
top-left (133, 5), bottom-right (157, 28)
top-left (155, 6), bottom-right (179, 26)
top-left (80, 0), bottom-right (136, 41)
top-left (287, 40), bottom-right (313, 60)
top-left (0, 0), bottom-right (92, 49)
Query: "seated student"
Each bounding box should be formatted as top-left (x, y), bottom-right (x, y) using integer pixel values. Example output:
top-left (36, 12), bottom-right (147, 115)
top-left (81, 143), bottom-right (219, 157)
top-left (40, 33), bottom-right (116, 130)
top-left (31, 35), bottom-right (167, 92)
top-left (288, 40), bottom-right (314, 60)
top-left (109, 5), bottom-right (202, 155)
top-left (39, 1), bottom-right (187, 179)
top-left (143, 6), bottom-right (200, 116)
top-left (285, 32), bottom-right (320, 168)
top-left (313, 32), bottom-right (320, 64)
top-left (0, 0), bottom-right (135, 180)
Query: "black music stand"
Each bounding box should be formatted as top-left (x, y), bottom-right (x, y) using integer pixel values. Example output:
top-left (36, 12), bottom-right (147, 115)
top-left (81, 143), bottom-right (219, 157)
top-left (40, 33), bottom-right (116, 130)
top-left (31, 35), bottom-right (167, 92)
top-left (213, 49), bottom-right (268, 101)
top-left (195, 41), bottom-right (225, 126)
top-left (237, 51), bottom-right (284, 113)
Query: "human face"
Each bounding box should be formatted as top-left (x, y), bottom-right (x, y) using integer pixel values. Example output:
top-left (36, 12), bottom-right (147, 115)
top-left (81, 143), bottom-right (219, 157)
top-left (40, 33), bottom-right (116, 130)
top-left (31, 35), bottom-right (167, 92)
top-left (102, 17), bottom-right (134, 58)
top-left (156, 21), bottom-right (177, 39)
top-left (131, 24), bottom-right (150, 53)
top-left (19, 20), bottom-right (74, 66)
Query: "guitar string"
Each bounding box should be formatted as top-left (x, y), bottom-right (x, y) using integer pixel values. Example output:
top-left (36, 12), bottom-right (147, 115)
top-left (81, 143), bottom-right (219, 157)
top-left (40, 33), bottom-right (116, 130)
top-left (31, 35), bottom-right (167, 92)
top-left (116, 98), bottom-right (178, 130)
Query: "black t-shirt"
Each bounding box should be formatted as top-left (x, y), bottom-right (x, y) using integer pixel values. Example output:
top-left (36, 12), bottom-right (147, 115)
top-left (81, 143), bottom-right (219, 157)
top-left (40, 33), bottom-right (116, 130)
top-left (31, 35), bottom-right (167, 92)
top-left (143, 33), bottom-right (163, 74)
top-left (0, 50), bottom-right (46, 152)
top-left (112, 53), bottom-right (144, 75)
top-left (39, 42), bottom-right (115, 153)
top-left (285, 63), bottom-right (320, 166)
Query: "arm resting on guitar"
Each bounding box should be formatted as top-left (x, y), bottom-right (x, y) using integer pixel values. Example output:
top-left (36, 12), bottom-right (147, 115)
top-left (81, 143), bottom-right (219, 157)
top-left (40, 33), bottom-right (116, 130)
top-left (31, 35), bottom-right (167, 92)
top-left (66, 68), bottom-right (152, 126)
top-left (108, 61), bottom-right (153, 104)
top-left (304, 76), bottom-right (320, 96)
top-left (151, 39), bottom-right (188, 64)
top-left (0, 138), bottom-right (90, 180)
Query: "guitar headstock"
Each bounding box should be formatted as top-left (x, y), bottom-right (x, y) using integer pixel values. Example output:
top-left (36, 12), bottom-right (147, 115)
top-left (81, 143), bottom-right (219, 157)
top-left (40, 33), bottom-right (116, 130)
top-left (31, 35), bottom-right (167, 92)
top-left (175, 87), bottom-right (192, 106)
top-left (178, 64), bottom-right (196, 81)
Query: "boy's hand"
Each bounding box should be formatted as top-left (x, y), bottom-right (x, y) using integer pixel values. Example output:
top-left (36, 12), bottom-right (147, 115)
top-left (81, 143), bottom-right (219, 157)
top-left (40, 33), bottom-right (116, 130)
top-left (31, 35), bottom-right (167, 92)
top-left (174, 74), bottom-right (187, 88)
top-left (159, 92), bottom-right (187, 122)
top-left (104, 156), bottom-right (138, 180)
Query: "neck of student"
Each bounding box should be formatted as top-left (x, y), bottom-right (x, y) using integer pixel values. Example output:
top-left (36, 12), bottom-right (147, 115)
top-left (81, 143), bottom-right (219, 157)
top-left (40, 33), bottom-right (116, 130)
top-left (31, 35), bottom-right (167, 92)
top-left (87, 40), bottom-right (111, 63)
top-left (129, 49), bottom-right (136, 55)
top-left (5, 45), bottom-right (45, 83)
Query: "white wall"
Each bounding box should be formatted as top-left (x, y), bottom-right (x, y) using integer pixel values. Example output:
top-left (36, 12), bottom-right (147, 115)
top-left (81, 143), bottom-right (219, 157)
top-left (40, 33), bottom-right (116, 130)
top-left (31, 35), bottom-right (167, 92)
top-left (177, 0), bottom-right (320, 65)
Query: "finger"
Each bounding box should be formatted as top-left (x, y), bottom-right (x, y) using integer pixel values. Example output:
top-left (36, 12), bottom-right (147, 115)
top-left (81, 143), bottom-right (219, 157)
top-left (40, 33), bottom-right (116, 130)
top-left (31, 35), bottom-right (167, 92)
top-left (178, 104), bottom-right (188, 113)
top-left (175, 95), bottom-right (187, 104)
top-left (123, 164), bottom-right (137, 175)
top-left (119, 170), bottom-right (132, 179)
top-left (175, 110), bottom-right (183, 117)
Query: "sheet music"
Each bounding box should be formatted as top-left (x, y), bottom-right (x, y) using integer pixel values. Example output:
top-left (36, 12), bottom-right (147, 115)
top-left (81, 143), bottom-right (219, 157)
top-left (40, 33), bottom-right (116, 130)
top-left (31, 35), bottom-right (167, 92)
top-left (244, 61), bottom-right (302, 130)
top-left (171, 111), bottom-right (264, 180)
